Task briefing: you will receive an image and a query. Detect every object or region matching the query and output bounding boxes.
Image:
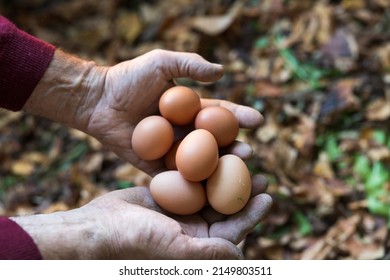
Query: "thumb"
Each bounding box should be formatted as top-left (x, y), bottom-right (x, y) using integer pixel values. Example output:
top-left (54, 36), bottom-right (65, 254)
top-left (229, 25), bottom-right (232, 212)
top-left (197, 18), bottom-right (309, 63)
top-left (155, 50), bottom-right (224, 82)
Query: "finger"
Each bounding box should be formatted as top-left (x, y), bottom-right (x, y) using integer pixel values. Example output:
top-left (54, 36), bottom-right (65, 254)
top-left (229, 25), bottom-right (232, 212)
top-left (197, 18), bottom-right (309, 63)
top-left (219, 141), bottom-right (253, 160)
top-left (176, 236), bottom-right (243, 259)
top-left (251, 174), bottom-right (269, 197)
top-left (201, 175), bottom-right (269, 224)
top-left (157, 50), bottom-right (224, 82)
top-left (209, 193), bottom-right (273, 245)
top-left (200, 99), bottom-right (264, 128)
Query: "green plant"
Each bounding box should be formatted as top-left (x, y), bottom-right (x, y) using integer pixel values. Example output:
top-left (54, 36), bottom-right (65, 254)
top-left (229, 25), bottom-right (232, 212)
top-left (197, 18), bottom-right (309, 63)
top-left (274, 36), bottom-right (339, 89)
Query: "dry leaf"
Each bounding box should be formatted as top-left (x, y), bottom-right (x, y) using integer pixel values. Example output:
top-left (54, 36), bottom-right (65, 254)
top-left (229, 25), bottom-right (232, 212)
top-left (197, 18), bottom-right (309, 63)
top-left (0, 111), bottom-right (22, 129)
top-left (189, 2), bottom-right (243, 36)
top-left (365, 98), bottom-right (390, 121)
top-left (116, 10), bottom-right (142, 44)
top-left (319, 79), bottom-right (361, 123)
top-left (302, 214), bottom-right (361, 259)
top-left (11, 160), bottom-right (35, 176)
top-left (114, 163), bottom-right (151, 186)
top-left (314, 152), bottom-right (335, 179)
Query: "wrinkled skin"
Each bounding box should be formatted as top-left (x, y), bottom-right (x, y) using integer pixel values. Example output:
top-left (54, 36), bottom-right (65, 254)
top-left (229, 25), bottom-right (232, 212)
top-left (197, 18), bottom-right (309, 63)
top-left (18, 49), bottom-right (272, 259)
top-left (82, 49), bottom-right (263, 176)
top-left (13, 175), bottom-right (271, 259)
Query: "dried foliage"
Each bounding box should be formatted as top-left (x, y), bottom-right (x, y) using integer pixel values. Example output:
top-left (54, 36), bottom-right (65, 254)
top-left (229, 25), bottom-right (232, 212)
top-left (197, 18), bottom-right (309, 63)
top-left (1, 0), bottom-right (389, 259)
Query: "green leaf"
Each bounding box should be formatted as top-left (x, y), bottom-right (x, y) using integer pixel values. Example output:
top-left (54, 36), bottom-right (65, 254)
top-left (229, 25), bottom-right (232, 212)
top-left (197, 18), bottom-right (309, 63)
top-left (353, 155), bottom-right (371, 179)
top-left (116, 181), bottom-right (135, 189)
top-left (373, 130), bottom-right (387, 145)
top-left (324, 134), bottom-right (342, 162)
top-left (293, 211), bottom-right (312, 236)
top-left (365, 161), bottom-right (389, 194)
top-left (367, 195), bottom-right (389, 216)
top-left (254, 37), bottom-right (269, 49)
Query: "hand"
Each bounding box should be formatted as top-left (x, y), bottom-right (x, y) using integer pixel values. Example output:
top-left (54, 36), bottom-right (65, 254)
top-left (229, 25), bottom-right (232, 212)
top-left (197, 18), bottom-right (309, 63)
top-left (24, 49), bottom-right (263, 176)
top-left (12, 175), bottom-right (271, 259)
top-left (81, 49), bottom-right (263, 176)
top-left (86, 50), bottom-right (262, 175)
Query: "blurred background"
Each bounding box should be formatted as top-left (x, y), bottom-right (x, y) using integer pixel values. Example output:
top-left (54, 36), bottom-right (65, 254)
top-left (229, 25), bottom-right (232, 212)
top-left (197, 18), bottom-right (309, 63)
top-left (0, 0), bottom-right (389, 259)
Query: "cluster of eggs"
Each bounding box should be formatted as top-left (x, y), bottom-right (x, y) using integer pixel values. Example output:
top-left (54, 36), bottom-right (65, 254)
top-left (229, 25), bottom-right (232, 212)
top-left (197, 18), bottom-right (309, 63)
top-left (131, 86), bottom-right (252, 215)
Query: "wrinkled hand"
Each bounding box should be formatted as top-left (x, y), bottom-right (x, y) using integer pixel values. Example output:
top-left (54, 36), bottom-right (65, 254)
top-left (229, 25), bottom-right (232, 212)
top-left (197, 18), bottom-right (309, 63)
top-left (13, 175), bottom-right (271, 259)
top-left (83, 49), bottom-right (263, 176)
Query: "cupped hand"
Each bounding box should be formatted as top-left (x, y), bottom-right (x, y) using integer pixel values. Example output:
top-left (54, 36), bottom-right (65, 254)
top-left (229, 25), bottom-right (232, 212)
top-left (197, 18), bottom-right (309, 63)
top-left (83, 49), bottom-right (263, 176)
top-left (78, 174), bottom-right (271, 259)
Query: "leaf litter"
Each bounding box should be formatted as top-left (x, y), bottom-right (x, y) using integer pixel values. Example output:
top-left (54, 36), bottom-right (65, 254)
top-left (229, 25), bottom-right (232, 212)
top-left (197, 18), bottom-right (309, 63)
top-left (0, 0), bottom-right (389, 259)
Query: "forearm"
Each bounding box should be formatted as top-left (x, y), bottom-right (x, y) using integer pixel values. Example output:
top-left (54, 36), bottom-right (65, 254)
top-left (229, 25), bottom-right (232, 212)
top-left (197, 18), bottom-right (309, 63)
top-left (10, 209), bottom-right (108, 260)
top-left (22, 49), bottom-right (108, 131)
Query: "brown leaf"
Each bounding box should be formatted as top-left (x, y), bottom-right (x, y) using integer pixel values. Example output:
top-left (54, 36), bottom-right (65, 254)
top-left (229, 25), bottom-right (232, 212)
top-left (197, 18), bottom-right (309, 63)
top-left (255, 81), bottom-right (282, 98)
top-left (319, 29), bottom-right (359, 71)
top-left (11, 160), bottom-right (35, 176)
top-left (283, 2), bottom-right (332, 50)
top-left (319, 79), bottom-right (361, 124)
top-left (293, 176), bottom-right (335, 214)
top-left (189, 2), bottom-right (243, 36)
top-left (302, 214), bottom-right (361, 259)
top-left (114, 163), bottom-right (151, 186)
top-left (0, 111), bottom-right (23, 129)
top-left (346, 232), bottom-right (385, 260)
top-left (342, 0), bottom-right (365, 10)
top-left (314, 152), bottom-right (335, 179)
top-left (116, 10), bottom-right (142, 44)
top-left (365, 97), bottom-right (390, 121)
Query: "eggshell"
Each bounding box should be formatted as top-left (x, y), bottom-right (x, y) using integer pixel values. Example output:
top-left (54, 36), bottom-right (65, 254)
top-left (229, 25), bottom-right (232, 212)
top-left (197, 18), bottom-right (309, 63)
top-left (195, 106), bottom-right (239, 147)
top-left (163, 140), bottom-right (181, 170)
top-left (150, 170), bottom-right (206, 215)
top-left (131, 115), bottom-right (174, 160)
top-left (159, 86), bottom-right (201, 125)
top-left (176, 129), bottom-right (219, 182)
top-left (206, 154), bottom-right (251, 215)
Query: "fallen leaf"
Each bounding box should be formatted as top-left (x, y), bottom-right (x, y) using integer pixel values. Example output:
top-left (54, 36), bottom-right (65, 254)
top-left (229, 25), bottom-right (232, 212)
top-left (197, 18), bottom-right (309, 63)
top-left (11, 160), bottom-right (35, 176)
top-left (0, 111), bottom-right (22, 129)
top-left (114, 163), bottom-right (151, 186)
top-left (189, 2), bottom-right (243, 36)
top-left (116, 10), bottom-right (142, 44)
top-left (365, 98), bottom-right (390, 121)
top-left (314, 152), bottom-right (335, 179)
top-left (319, 79), bottom-right (361, 124)
top-left (319, 29), bottom-right (359, 71)
top-left (302, 214), bottom-right (361, 259)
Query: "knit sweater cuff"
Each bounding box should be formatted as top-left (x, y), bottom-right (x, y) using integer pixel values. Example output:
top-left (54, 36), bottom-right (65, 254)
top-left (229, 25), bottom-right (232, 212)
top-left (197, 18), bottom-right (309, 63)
top-left (0, 216), bottom-right (42, 259)
top-left (0, 15), bottom-right (56, 111)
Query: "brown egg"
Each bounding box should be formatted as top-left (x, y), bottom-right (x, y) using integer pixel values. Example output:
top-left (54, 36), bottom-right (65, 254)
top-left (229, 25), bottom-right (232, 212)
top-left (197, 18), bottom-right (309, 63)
top-left (176, 129), bottom-right (219, 182)
top-left (195, 106), bottom-right (239, 147)
top-left (206, 154), bottom-right (251, 215)
top-left (131, 115), bottom-right (174, 160)
top-left (159, 86), bottom-right (201, 125)
top-left (150, 170), bottom-right (206, 215)
top-left (163, 140), bottom-right (182, 170)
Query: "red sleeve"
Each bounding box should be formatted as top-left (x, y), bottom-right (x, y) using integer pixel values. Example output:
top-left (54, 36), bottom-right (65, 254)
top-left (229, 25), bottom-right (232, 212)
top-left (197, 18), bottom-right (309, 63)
top-left (0, 15), bottom-right (56, 111)
top-left (0, 217), bottom-right (42, 259)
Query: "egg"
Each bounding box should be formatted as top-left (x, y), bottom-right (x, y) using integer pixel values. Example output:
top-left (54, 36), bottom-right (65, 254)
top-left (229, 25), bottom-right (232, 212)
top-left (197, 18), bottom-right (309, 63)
top-left (163, 140), bottom-right (182, 170)
top-left (131, 115), bottom-right (174, 160)
top-left (150, 170), bottom-right (206, 215)
top-left (206, 154), bottom-right (251, 215)
top-left (195, 106), bottom-right (239, 147)
top-left (176, 129), bottom-right (219, 182)
top-left (159, 86), bottom-right (201, 125)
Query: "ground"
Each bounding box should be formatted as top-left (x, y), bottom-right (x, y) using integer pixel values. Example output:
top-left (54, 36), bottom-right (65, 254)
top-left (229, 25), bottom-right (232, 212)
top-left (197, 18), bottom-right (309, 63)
top-left (1, 0), bottom-right (389, 259)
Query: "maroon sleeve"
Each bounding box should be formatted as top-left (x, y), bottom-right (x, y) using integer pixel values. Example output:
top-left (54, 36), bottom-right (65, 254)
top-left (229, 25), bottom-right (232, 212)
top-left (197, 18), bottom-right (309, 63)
top-left (0, 15), bottom-right (56, 111)
top-left (0, 217), bottom-right (42, 259)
